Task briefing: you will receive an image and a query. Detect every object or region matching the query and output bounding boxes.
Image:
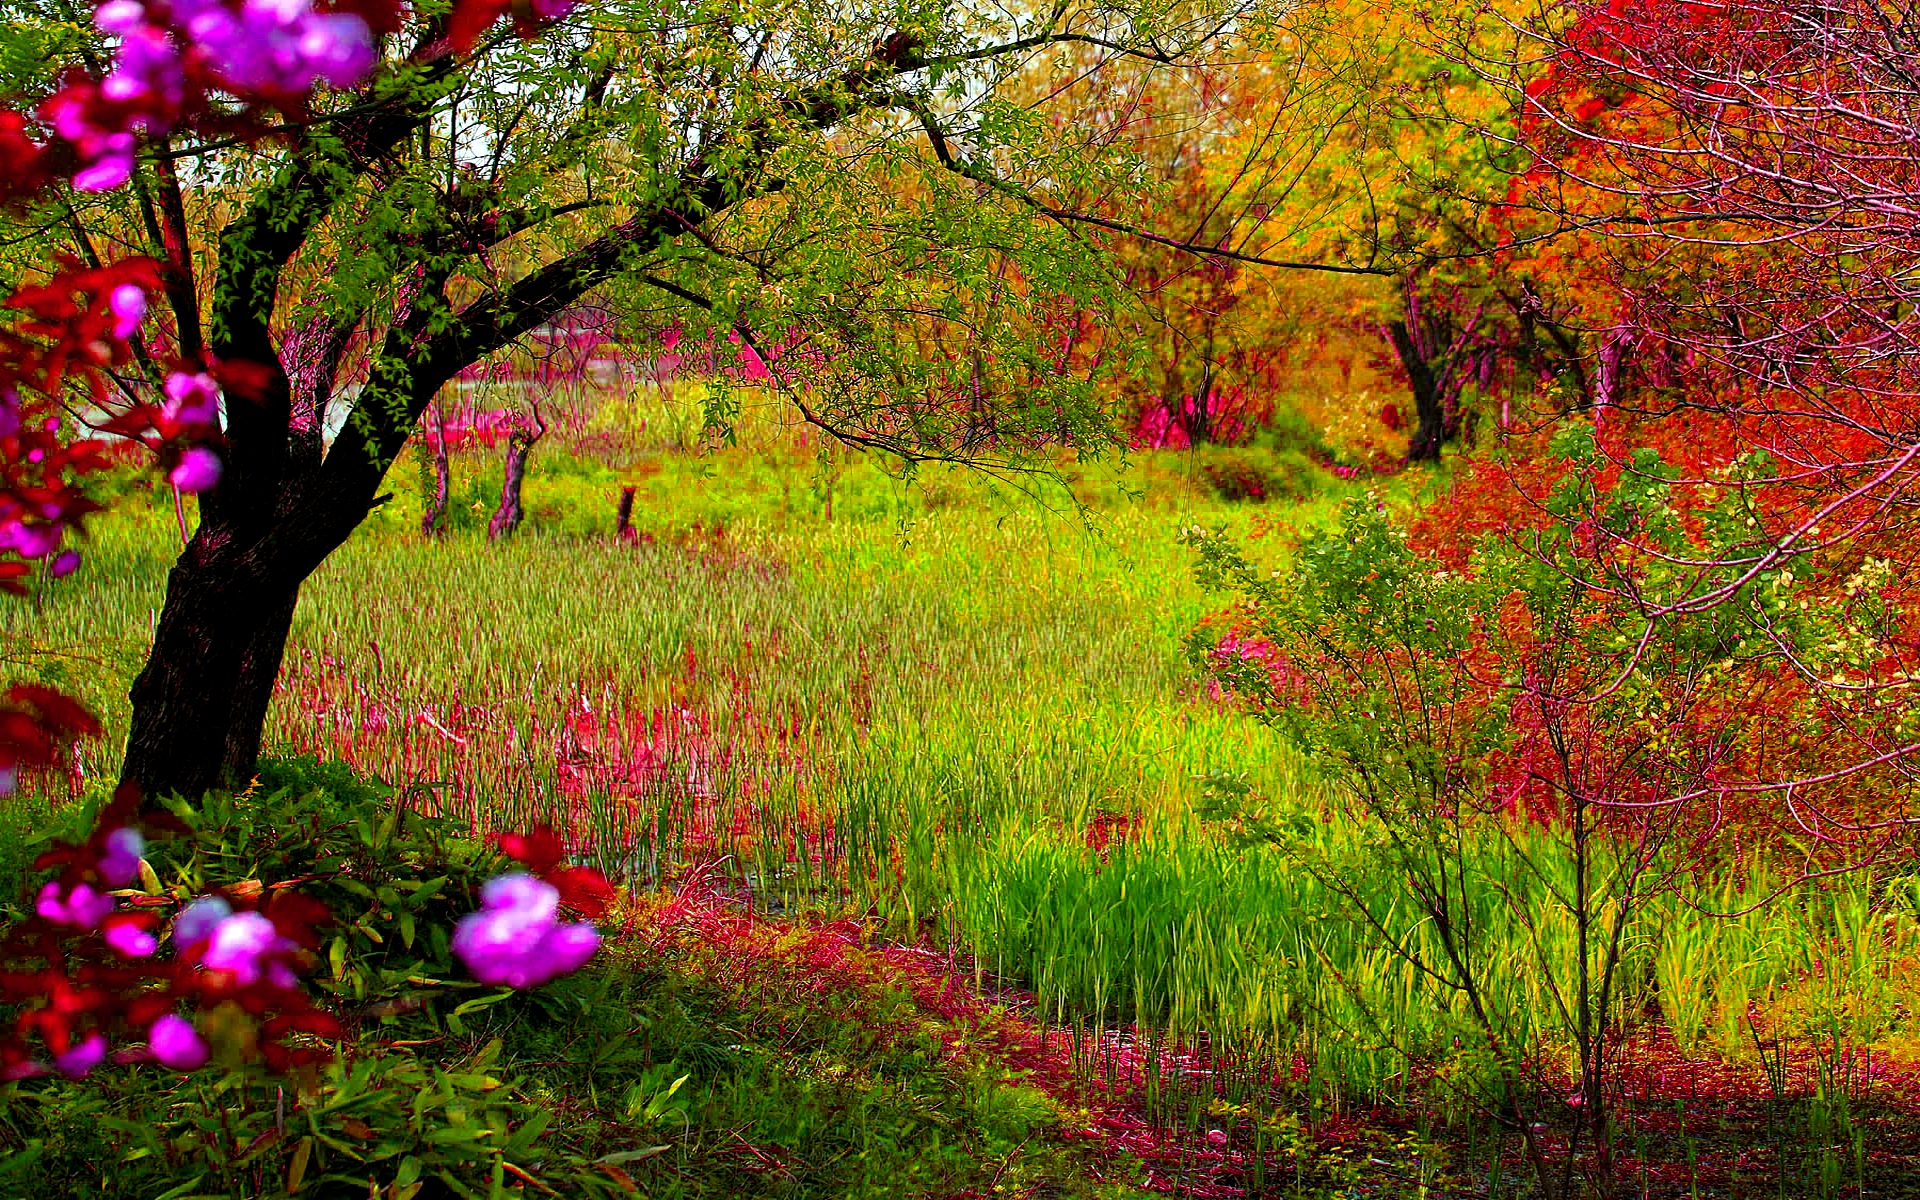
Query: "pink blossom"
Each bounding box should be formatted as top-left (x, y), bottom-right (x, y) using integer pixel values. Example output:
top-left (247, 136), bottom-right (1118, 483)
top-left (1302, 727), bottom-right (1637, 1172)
top-left (1, 520), bottom-right (64, 559)
top-left (52, 1034), bottom-right (107, 1079)
top-left (49, 550), bottom-right (81, 578)
top-left (148, 1014), bottom-right (209, 1070)
top-left (199, 911), bottom-right (287, 984)
top-left (44, 93), bottom-right (136, 192)
top-left (108, 285), bottom-right (147, 340)
top-left (37, 881), bottom-right (115, 929)
top-left (100, 21), bottom-right (185, 111)
top-left (162, 371), bottom-right (221, 426)
top-left (452, 872), bottom-right (600, 988)
top-left (170, 446), bottom-right (222, 493)
top-left (104, 920), bottom-right (157, 958)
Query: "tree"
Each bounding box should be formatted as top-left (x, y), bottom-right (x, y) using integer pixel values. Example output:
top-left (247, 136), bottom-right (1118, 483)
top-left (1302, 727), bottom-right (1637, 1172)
top-left (0, 0), bottom-right (1333, 799)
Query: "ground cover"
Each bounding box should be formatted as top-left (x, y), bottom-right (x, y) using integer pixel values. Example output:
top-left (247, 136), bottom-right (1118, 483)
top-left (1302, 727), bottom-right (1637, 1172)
top-left (8, 439), bottom-right (1920, 1196)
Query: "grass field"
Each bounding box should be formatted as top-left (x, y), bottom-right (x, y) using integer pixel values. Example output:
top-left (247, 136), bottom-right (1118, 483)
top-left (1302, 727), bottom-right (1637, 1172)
top-left (11, 430), bottom-right (1920, 1196)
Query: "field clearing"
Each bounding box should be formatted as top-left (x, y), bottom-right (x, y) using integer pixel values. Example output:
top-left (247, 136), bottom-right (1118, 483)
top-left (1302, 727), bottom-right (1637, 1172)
top-left (16, 444), bottom-right (1920, 1195)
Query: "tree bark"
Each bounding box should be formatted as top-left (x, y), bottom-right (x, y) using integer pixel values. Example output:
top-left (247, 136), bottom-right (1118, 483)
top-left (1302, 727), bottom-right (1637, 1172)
top-left (615, 485), bottom-right (637, 539)
top-left (1388, 319), bottom-right (1446, 463)
top-left (121, 527), bottom-right (309, 798)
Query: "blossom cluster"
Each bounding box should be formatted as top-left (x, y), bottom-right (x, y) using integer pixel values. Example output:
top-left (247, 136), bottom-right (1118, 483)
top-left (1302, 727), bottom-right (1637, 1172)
top-left (451, 873), bottom-right (600, 987)
top-left (55, 0), bottom-right (377, 193)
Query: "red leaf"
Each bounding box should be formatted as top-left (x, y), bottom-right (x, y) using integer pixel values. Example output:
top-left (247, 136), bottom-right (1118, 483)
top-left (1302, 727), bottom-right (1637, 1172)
top-left (449, 0), bottom-right (510, 55)
top-left (547, 866), bottom-right (615, 919)
top-left (495, 826), bottom-right (566, 873)
top-left (210, 358), bottom-right (277, 403)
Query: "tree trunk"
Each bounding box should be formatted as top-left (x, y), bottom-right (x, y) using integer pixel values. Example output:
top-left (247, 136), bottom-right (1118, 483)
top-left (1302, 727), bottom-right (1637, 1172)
top-left (1388, 319), bottom-right (1446, 463)
top-left (120, 530), bottom-right (306, 799)
top-left (489, 429), bottom-right (534, 541)
top-left (615, 485), bottom-right (636, 540)
top-left (422, 418), bottom-right (451, 538)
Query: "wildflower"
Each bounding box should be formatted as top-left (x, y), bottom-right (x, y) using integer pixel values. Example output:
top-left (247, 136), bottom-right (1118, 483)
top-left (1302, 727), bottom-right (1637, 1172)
top-left (50, 550), bottom-right (80, 577)
top-left (452, 872), bottom-right (600, 988)
top-left (170, 446), bottom-right (222, 493)
top-left (148, 1014), bottom-right (209, 1070)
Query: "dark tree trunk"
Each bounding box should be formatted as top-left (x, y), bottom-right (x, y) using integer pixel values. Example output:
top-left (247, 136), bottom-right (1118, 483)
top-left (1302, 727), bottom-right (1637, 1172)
top-left (120, 517), bottom-right (323, 798)
top-left (1388, 319), bottom-right (1446, 463)
top-left (615, 485), bottom-right (636, 539)
top-left (489, 428), bottom-right (534, 541)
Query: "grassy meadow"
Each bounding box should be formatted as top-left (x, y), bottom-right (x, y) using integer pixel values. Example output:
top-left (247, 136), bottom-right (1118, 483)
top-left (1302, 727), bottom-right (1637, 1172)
top-left (11, 419), bottom-right (1920, 1196)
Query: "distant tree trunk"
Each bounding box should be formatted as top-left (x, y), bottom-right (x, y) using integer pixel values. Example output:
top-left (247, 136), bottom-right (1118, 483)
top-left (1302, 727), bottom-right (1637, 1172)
top-left (1385, 278), bottom-right (1489, 465)
top-left (615, 485), bottom-right (636, 539)
top-left (1388, 319), bottom-right (1446, 463)
top-left (489, 429), bottom-right (533, 541)
top-left (489, 401), bottom-right (546, 541)
top-left (422, 401), bottom-right (451, 538)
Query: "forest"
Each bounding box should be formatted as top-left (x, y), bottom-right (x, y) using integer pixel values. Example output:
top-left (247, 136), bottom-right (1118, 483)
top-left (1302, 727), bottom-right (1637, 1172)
top-left (0, 0), bottom-right (1916, 1196)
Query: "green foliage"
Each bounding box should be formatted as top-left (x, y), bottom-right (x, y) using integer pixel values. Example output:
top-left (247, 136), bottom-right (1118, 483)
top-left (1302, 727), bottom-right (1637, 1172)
top-left (2, 759), bottom-right (1148, 1197)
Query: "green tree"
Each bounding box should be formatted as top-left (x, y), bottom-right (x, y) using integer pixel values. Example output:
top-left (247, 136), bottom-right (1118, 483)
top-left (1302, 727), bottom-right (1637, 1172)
top-left (1, 0), bottom-right (1312, 797)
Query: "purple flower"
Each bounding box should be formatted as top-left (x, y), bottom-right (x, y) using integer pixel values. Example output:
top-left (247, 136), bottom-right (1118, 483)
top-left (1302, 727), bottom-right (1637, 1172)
top-left (162, 371), bottom-right (222, 425)
top-left (1, 520), bottom-right (64, 559)
top-left (186, 0), bottom-right (375, 95)
top-left (148, 1014), bottom-right (209, 1070)
top-left (49, 549), bottom-right (81, 578)
top-left (75, 137), bottom-right (136, 190)
top-left (452, 872), bottom-right (601, 989)
top-left (52, 1034), bottom-right (107, 1079)
top-left (200, 911), bottom-right (289, 984)
top-left (297, 13), bottom-right (376, 86)
top-left (170, 446), bottom-right (222, 493)
top-left (105, 920), bottom-right (157, 958)
top-left (37, 881), bottom-right (115, 929)
top-left (173, 895), bottom-right (232, 945)
top-left (108, 284), bottom-right (148, 340)
top-left (95, 0), bottom-right (146, 33)
top-left (101, 22), bottom-right (186, 112)
top-left (99, 827), bottom-right (144, 888)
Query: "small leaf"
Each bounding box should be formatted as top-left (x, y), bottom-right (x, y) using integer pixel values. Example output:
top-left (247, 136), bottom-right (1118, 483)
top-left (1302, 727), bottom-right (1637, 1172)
top-left (286, 1136), bottom-right (313, 1193)
top-left (597, 1146), bottom-right (672, 1166)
